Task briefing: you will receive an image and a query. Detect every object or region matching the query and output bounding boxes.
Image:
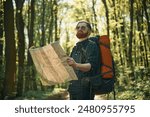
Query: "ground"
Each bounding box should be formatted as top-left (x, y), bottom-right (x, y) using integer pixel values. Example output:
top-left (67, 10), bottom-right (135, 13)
top-left (46, 89), bottom-right (109, 100)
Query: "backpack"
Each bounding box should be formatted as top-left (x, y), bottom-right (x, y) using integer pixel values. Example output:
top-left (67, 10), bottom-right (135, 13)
top-left (89, 35), bottom-right (115, 97)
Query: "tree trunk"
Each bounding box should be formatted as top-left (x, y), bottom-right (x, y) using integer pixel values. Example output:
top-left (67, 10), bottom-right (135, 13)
top-left (0, 1), bottom-right (3, 65)
top-left (15, 0), bottom-right (25, 97)
top-left (0, 3), bottom-right (3, 39)
top-left (142, 0), bottom-right (149, 67)
top-left (48, 0), bottom-right (54, 43)
top-left (3, 0), bottom-right (16, 99)
top-left (30, 0), bottom-right (37, 91)
top-left (128, 0), bottom-right (134, 79)
top-left (65, 28), bottom-right (70, 55)
top-left (0, 40), bottom-right (3, 65)
top-left (111, 0), bottom-right (117, 55)
top-left (112, 0), bottom-right (124, 65)
top-left (25, 0), bottom-right (37, 92)
top-left (136, 3), bottom-right (145, 66)
top-left (92, 0), bottom-right (98, 34)
top-left (41, 0), bottom-right (45, 46)
top-left (128, 0), bottom-right (134, 66)
top-left (54, 0), bottom-right (58, 41)
top-left (142, 0), bottom-right (150, 41)
top-left (102, 0), bottom-right (110, 37)
top-left (0, 0), bottom-right (4, 99)
top-left (121, 17), bottom-right (127, 66)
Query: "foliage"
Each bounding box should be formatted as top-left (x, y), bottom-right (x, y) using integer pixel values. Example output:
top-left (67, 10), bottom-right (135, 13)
top-left (116, 65), bottom-right (150, 100)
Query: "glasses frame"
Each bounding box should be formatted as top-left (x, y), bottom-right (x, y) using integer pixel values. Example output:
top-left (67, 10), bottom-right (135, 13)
top-left (75, 25), bottom-right (88, 31)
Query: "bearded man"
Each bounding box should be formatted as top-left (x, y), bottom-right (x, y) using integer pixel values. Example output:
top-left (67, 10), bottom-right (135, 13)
top-left (67, 21), bottom-right (100, 100)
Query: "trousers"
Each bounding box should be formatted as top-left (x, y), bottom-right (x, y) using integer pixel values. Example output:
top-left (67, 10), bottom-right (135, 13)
top-left (68, 79), bottom-right (95, 100)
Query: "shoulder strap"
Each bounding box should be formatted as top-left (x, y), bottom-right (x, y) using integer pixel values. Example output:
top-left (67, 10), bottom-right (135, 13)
top-left (80, 39), bottom-right (96, 63)
top-left (80, 40), bottom-right (91, 63)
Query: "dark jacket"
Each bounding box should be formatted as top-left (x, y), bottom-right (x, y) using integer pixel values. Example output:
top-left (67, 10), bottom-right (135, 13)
top-left (70, 38), bottom-right (100, 79)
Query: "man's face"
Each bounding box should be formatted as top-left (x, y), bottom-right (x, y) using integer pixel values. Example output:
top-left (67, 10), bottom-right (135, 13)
top-left (76, 22), bottom-right (91, 39)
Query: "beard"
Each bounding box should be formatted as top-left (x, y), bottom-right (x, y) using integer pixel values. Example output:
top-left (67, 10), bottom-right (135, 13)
top-left (76, 31), bottom-right (89, 39)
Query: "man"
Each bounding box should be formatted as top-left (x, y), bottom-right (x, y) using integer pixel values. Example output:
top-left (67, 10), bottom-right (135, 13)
top-left (67, 21), bottom-right (100, 100)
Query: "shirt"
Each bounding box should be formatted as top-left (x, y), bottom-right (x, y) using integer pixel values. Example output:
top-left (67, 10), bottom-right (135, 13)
top-left (70, 38), bottom-right (100, 79)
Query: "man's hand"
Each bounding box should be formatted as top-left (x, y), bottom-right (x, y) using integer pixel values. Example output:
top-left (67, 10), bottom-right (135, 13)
top-left (67, 57), bottom-right (77, 69)
top-left (67, 57), bottom-right (91, 72)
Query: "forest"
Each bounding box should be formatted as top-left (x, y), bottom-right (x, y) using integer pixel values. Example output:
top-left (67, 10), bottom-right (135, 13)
top-left (0, 0), bottom-right (149, 100)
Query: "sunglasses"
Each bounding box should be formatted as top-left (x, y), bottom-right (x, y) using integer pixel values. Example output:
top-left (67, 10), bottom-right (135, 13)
top-left (76, 26), bottom-right (87, 30)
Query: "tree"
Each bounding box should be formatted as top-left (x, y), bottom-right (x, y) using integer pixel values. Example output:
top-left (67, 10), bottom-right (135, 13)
top-left (48, 0), bottom-right (54, 43)
top-left (142, 0), bottom-right (149, 67)
top-left (41, 0), bottom-right (46, 46)
top-left (91, 0), bottom-right (99, 34)
top-left (2, 0), bottom-right (16, 99)
top-left (0, 0), bottom-right (4, 99)
top-left (25, 0), bottom-right (37, 92)
top-left (15, 0), bottom-right (25, 97)
top-left (54, 0), bottom-right (58, 41)
top-left (128, 0), bottom-right (135, 79)
top-left (102, 0), bottom-right (110, 37)
top-left (128, 0), bottom-right (134, 66)
top-left (0, 0), bottom-right (4, 65)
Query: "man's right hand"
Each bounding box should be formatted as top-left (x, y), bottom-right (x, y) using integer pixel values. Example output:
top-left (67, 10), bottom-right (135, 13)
top-left (67, 57), bottom-right (77, 69)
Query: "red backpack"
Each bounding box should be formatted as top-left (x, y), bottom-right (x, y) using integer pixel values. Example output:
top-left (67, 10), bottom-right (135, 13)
top-left (98, 35), bottom-right (114, 78)
top-left (90, 35), bottom-right (115, 96)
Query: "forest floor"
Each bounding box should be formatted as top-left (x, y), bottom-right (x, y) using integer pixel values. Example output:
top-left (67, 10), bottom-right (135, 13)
top-left (46, 89), bottom-right (108, 100)
top-left (15, 88), bottom-right (108, 100)
top-left (46, 89), bottom-right (69, 100)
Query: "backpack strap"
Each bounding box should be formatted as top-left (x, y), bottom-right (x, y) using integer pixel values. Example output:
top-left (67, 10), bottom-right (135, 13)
top-left (99, 42), bottom-right (110, 49)
top-left (101, 63), bottom-right (114, 77)
top-left (80, 39), bottom-right (96, 63)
